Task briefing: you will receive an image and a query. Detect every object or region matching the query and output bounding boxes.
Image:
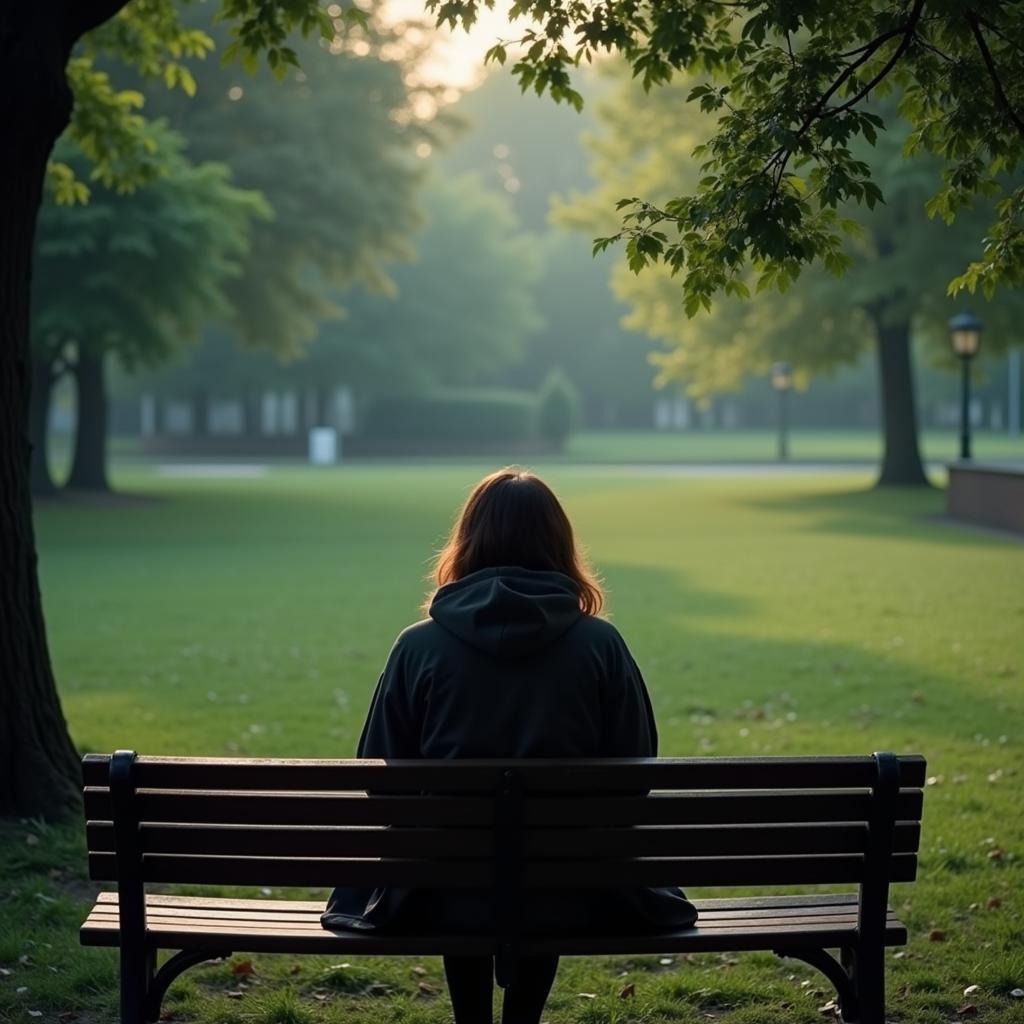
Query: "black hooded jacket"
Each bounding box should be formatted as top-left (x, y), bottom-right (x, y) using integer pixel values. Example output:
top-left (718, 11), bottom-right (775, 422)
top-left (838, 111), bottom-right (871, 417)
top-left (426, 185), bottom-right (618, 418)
top-left (321, 566), bottom-right (698, 934)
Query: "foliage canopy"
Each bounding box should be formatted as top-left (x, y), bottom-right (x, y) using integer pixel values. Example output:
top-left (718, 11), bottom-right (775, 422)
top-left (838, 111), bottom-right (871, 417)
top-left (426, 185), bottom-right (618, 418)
top-left (34, 127), bottom-right (266, 374)
top-left (562, 64), bottom-right (1024, 401)
top-left (431, 0), bottom-right (1024, 312)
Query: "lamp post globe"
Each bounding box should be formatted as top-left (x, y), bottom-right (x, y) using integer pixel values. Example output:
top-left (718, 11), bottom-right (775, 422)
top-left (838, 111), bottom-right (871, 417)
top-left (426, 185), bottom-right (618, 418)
top-left (948, 311), bottom-right (983, 460)
top-left (771, 361), bottom-right (793, 461)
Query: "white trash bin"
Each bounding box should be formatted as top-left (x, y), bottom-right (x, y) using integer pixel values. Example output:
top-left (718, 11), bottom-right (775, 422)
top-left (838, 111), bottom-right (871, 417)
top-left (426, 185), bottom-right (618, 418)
top-left (308, 427), bottom-right (338, 465)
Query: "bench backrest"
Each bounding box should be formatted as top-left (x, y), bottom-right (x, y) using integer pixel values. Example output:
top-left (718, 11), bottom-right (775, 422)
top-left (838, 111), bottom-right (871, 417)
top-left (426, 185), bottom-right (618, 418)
top-left (83, 751), bottom-right (925, 890)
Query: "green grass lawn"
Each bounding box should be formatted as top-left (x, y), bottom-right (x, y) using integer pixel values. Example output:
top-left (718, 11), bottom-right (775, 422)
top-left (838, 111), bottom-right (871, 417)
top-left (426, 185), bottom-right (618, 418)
top-left (562, 429), bottom-right (1024, 464)
top-left (44, 427), bottom-right (1024, 472)
top-left (3, 464), bottom-right (1023, 1024)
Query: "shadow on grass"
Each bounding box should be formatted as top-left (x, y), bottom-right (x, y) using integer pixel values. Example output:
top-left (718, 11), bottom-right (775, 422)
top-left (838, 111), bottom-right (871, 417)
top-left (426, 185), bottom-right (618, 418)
top-left (598, 561), bottom-right (1013, 754)
top-left (736, 484), bottom-right (1015, 548)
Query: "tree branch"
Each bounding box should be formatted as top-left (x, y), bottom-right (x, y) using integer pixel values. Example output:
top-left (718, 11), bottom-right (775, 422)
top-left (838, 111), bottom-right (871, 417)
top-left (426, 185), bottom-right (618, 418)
top-left (839, 26), bottom-right (907, 60)
top-left (822, 0), bottom-right (927, 118)
top-left (760, 1), bottom-right (925, 208)
top-left (914, 35), bottom-right (955, 63)
top-left (975, 14), bottom-right (1024, 56)
top-left (968, 12), bottom-right (1024, 138)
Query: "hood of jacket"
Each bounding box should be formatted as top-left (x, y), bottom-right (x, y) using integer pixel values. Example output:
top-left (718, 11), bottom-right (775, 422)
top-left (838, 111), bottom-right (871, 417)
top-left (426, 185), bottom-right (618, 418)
top-left (429, 566), bottom-right (583, 658)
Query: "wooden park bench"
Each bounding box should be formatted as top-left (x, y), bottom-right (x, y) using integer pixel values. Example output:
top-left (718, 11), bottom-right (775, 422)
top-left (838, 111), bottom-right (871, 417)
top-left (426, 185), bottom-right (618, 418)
top-left (80, 750), bottom-right (925, 1024)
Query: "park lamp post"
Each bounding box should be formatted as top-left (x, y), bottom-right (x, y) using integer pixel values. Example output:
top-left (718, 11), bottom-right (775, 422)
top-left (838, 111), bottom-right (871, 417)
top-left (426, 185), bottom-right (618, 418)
top-left (772, 361), bottom-right (793, 461)
top-left (948, 310), bottom-right (983, 461)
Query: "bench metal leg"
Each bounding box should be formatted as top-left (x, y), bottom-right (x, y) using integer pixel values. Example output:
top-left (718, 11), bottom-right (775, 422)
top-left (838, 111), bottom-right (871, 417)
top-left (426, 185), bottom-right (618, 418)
top-left (119, 942), bottom-right (154, 1024)
top-left (851, 942), bottom-right (886, 1024)
top-left (144, 950), bottom-right (233, 1022)
top-left (775, 947), bottom-right (860, 1022)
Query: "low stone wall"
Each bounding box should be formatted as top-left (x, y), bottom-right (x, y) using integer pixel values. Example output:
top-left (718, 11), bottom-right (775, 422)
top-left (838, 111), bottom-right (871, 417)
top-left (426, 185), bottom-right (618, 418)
top-left (947, 463), bottom-right (1024, 534)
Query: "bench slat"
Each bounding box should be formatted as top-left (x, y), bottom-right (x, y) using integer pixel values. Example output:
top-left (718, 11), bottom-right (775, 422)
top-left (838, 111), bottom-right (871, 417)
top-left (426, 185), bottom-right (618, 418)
top-left (526, 790), bottom-right (925, 826)
top-left (84, 902), bottom-right (899, 926)
top-left (92, 890), bottom-right (875, 915)
top-left (81, 754), bottom-right (927, 791)
top-left (83, 787), bottom-right (924, 828)
top-left (86, 910), bottom-right (899, 934)
top-left (85, 821), bottom-right (922, 859)
top-left (87, 851), bottom-right (917, 887)
top-left (84, 789), bottom-right (494, 826)
top-left (79, 917), bottom-right (908, 955)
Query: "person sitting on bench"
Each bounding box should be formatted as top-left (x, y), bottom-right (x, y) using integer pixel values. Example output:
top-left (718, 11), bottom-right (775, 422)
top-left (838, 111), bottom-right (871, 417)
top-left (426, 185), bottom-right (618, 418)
top-left (322, 467), bottom-right (698, 1024)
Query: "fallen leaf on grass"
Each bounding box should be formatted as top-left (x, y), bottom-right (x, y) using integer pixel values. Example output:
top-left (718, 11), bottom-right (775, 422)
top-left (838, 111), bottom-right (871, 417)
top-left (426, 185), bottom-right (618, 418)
top-left (987, 849), bottom-right (1004, 861)
top-left (230, 960), bottom-right (255, 976)
top-left (24, 834), bottom-right (39, 847)
top-left (987, 897), bottom-right (1002, 909)
top-left (411, 966), bottom-right (428, 977)
top-left (818, 999), bottom-right (839, 1015)
top-left (1011, 989), bottom-right (1024, 999)
top-left (619, 984), bottom-right (635, 999)
top-left (28, 1012), bottom-right (42, 1019)
top-left (225, 990), bottom-right (245, 999)
top-left (956, 1004), bottom-right (978, 1016)
top-left (417, 981), bottom-right (440, 997)
top-left (659, 958), bottom-right (674, 966)
top-left (964, 985), bottom-right (980, 996)
top-left (928, 929), bottom-right (946, 942)
top-left (59, 1012), bottom-right (79, 1022)
top-left (577, 993), bottom-right (597, 999)
top-left (289, 965), bottom-right (301, 975)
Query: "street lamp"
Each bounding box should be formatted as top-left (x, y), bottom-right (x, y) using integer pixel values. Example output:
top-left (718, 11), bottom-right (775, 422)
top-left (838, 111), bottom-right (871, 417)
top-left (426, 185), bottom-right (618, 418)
top-left (772, 361), bottom-right (793, 461)
top-left (948, 310), bottom-right (983, 460)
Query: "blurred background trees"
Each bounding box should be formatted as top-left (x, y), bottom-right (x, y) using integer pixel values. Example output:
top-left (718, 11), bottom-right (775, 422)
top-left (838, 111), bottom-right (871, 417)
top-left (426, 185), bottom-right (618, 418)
top-left (33, 53), bottom-right (1024, 491)
top-left (32, 128), bottom-right (267, 494)
top-left (561, 65), bottom-right (1024, 484)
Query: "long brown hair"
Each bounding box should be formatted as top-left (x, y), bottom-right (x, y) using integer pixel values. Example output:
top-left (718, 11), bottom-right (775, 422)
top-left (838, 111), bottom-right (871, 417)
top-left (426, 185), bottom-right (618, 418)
top-left (426, 468), bottom-right (604, 615)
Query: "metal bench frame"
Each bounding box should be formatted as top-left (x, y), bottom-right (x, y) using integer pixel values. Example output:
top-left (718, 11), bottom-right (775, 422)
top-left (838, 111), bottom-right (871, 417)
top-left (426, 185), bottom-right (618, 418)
top-left (81, 750), bottom-right (923, 1024)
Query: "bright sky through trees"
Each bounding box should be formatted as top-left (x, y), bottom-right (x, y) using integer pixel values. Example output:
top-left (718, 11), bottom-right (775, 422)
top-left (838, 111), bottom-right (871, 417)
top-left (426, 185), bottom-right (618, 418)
top-left (387, 0), bottom-right (513, 87)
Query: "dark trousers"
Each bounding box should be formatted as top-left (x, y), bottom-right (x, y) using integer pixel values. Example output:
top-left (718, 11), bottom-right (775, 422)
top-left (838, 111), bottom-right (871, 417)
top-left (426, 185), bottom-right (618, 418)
top-left (443, 955), bottom-right (559, 1024)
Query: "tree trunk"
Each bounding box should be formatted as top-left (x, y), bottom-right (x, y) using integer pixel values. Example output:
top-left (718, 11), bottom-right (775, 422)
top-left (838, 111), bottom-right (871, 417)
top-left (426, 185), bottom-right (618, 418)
top-left (0, 6), bottom-right (99, 820)
top-left (67, 349), bottom-right (111, 491)
top-left (871, 310), bottom-right (930, 487)
top-left (30, 354), bottom-right (58, 496)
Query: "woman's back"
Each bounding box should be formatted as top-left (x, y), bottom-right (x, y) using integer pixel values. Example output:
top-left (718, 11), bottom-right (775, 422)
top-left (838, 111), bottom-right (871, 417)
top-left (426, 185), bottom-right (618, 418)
top-left (359, 565), bottom-right (656, 761)
top-left (322, 468), bottom-right (696, 1021)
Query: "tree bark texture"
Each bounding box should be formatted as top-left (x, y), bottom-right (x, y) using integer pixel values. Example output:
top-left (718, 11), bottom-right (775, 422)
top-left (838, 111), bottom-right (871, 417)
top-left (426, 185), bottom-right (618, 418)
top-left (30, 354), bottom-right (58, 496)
top-left (0, 3), bottom-right (130, 819)
top-left (871, 311), bottom-right (930, 487)
top-left (67, 350), bottom-right (110, 491)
